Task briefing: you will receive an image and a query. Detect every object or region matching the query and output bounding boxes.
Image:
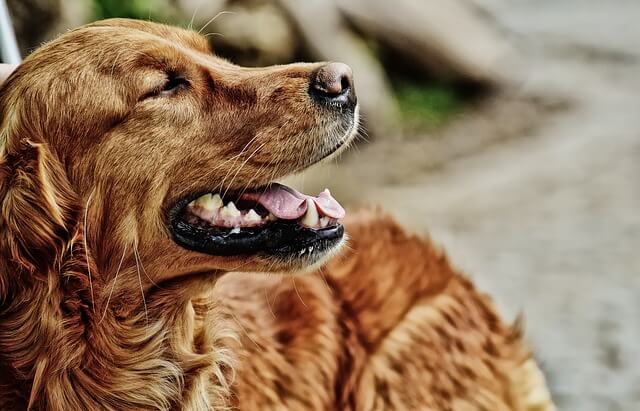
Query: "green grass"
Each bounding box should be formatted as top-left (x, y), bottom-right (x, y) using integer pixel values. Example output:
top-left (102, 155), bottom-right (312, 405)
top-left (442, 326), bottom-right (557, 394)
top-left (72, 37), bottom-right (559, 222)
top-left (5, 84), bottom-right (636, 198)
top-left (91, 0), bottom-right (177, 22)
top-left (394, 81), bottom-right (463, 130)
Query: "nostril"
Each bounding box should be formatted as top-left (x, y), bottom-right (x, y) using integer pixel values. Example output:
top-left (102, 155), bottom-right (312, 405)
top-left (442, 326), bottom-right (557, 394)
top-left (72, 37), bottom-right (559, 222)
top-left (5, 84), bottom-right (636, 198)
top-left (340, 74), bottom-right (352, 94)
top-left (310, 62), bottom-right (354, 100)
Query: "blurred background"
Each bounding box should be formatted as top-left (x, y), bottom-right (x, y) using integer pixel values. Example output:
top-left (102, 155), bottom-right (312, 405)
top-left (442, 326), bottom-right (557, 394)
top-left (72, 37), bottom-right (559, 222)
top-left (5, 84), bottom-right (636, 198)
top-left (4, 0), bottom-right (639, 409)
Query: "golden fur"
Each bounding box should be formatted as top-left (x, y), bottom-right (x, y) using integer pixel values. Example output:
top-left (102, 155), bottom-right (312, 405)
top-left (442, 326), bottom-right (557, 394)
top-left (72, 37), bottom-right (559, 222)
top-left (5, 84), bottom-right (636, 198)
top-left (0, 19), bottom-right (554, 410)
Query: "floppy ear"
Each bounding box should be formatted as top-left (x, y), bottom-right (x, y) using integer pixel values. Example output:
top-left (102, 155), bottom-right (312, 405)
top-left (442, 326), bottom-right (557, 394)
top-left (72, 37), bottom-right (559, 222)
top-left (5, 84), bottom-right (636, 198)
top-left (0, 134), bottom-right (82, 276)
top-left (0, 129), bottom-right (101, 408)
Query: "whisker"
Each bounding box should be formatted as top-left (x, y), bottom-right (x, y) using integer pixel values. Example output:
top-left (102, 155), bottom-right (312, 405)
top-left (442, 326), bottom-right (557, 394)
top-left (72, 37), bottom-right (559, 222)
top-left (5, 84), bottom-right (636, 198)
top-left (135, 242), bottom-right (161, 289)
top-left (236, 163), bottom-right (266, 200)
top-left (210, 132), bottom-right (264, 194)
top-left (188, 6), bottom-right (201, 31)
top-left (83, 189), bottom-right (96, 313)
top-left (291, 277), bottom-right (308, 308)
top-left (217, 140), bottom-right (263, 195)
top-left (98, 245), bottom-right (127, 324)
top-left (213, 116), bottom-right (295, 198)
top-left (226, 259), bottom-right (254, 272)
top-left (358, 126), bottom-right (371, 143)
top-left (316, 267), bottom-right (334, 295)
top-left (264, 287), bottom-right (276, 319)
top-left (205, 145), bottom-right (255, 177)
top-left (227, 310), bottom-right (262, 352)
top-left (133, 245), bottom-right (149, 332)
top-left (238, 117), bottom-right (295, 198)
top-left (198, 11), bottom-right (235, 35)
top-left (203, 32), bottom-right (225, 39)
top-left (221, 139), bottom-right (271, 199)
top-left (262, 261), bottom-right (284, 320)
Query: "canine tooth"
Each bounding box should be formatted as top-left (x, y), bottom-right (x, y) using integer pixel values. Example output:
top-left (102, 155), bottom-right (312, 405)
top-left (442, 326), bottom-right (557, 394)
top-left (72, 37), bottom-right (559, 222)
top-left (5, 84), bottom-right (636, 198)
top-left (194, 193), bottom-right (221, 211)
top-left (245, 209), bottom-right (261, 223)
top-left (301, 198), bottom-right (319, 227)
top-left (230, 227), bottom-right (241, 234)
top-left (319, 217), bottom-right (329, 228)
top-left (221, 201), bottom-right (241, 218)
top-left (227, 201), bottom-right (240, 215)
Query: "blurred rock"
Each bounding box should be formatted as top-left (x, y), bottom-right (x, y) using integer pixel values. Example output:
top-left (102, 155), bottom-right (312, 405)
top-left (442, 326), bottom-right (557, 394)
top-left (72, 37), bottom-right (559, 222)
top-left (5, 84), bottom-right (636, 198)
top-left (336, 0), bottom-right (519, 86)
top-left (7, 0), bottom-right (61, 53)
top-left (7, 0), bottom-right (90, 57)
top-left (179, 0), bottom-right (297, 66)
top-left (210, 2), bottom-right (297, 66)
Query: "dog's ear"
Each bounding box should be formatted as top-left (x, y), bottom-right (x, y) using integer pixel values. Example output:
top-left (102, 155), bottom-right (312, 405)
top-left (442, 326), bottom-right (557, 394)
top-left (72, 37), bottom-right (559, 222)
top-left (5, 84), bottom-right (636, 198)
top-left (0, 131), bottom-right (81, 277)
top-left (0, 124), bottom-right (100, 408)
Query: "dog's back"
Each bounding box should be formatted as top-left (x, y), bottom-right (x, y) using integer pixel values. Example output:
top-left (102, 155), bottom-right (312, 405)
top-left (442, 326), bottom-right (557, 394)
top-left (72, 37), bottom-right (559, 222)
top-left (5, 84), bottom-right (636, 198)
top-left (218, 209), bottom-right (555, 410)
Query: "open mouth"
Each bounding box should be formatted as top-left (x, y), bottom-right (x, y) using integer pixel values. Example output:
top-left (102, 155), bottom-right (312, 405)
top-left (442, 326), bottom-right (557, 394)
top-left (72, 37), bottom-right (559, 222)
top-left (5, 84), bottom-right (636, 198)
top-left (169, 183), bottom-right (346, 257)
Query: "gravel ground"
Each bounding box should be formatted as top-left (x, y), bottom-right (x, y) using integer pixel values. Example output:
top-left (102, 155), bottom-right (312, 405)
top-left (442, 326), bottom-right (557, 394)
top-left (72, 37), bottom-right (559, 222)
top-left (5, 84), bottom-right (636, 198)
top-left (295, 1), bottom-right (640, 409)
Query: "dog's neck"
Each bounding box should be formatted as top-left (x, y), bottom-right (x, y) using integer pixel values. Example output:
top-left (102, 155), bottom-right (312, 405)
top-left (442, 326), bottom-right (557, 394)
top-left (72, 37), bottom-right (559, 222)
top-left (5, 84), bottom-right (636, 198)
top-left (0, 136), bottom-right (236, 408)
top-left (0, 237), bottom-right (236, 410)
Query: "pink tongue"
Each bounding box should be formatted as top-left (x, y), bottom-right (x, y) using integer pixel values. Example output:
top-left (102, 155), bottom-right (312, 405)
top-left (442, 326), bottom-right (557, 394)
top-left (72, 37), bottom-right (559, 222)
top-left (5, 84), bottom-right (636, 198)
top-left (241, 183), bottom-right (345, 220)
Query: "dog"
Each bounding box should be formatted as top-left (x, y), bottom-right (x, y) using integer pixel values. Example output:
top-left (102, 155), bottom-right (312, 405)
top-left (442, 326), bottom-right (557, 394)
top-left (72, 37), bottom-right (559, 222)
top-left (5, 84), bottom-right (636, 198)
top-left (0, 19), bottom-right (555, 410)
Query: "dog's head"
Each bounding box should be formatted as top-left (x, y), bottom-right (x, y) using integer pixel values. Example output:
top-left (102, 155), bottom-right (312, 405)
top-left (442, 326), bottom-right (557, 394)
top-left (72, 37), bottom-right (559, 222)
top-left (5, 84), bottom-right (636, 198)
top-left (0, 19), bottom-right (357, 293)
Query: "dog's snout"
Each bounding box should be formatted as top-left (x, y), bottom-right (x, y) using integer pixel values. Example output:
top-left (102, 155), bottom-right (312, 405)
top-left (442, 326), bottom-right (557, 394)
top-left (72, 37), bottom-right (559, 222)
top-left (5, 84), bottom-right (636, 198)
top-left (309, 62), bottom-right (355, 106)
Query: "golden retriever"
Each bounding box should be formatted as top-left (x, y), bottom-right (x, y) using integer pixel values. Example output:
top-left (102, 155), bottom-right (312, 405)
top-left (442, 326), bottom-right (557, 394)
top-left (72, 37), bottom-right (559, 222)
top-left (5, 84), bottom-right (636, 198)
top-left (0, 19), bottom-right (555, 410)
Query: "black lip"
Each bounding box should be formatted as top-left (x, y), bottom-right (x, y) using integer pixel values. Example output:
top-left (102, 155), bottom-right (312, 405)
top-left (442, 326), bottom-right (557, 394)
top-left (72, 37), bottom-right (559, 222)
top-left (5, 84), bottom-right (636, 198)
top-left (170, 217), bottom-right (344, 257)
top-left (168, 194), bottom-right (344, 257)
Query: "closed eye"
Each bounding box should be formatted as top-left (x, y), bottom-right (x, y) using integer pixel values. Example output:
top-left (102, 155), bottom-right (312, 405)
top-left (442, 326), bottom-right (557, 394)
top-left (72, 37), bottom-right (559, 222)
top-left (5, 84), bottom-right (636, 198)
top-left (141, 73), bottom-right (190, 100)
top-left (161, 74), bottom-right (189, 96)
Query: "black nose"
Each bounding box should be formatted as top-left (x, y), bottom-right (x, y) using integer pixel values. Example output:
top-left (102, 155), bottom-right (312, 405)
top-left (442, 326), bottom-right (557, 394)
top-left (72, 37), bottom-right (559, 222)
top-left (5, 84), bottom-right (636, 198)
top-left (309, 62), bottom-right (356, 106)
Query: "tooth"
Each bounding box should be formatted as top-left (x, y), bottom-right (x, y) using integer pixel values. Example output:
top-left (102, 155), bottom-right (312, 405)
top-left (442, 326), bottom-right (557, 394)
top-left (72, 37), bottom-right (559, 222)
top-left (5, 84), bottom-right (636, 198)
top-left (301, 198), bottom-right (319, 227)
top-left (194, 194), bottom-right (211, 208)
top-left (194, 193), bottom-right (222, 211)
top-left (267, 213), bottom-right (277, 221)
top-left (319, 217), bottom-right (329, 228)
top-left (230, 227), bottom-right (241, 234)
top-left (227, 201), bottom-right (240, 216)
top-left (245, 209), bottom-right (261, 223)
top-left (210, 194), bottom-right (223, 209)
top-left (221, 201), bottom-right (241, 218)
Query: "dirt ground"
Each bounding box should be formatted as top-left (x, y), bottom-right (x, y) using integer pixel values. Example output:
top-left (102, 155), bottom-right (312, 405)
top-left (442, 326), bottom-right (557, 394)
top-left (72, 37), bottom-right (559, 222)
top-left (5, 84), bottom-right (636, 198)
top-left (291, 1), bottom-right (640, 409)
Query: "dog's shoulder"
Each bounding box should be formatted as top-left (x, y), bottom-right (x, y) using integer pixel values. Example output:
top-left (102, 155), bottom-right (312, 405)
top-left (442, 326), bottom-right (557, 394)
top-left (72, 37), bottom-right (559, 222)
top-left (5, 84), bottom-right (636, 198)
top-left (325, 207), bottom-right (455, 348)
top-left (215, 271), bottom-right (353, 410)
top-left (324, 208), bottom-right (555, 410)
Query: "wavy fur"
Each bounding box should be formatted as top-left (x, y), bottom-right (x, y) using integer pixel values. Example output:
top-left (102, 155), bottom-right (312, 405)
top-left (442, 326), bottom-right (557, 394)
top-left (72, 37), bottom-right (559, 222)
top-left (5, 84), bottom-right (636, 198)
top-left (0, 19), bottom-right (554, 410)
